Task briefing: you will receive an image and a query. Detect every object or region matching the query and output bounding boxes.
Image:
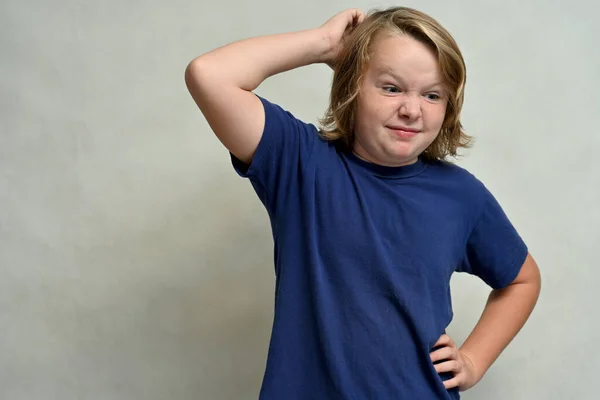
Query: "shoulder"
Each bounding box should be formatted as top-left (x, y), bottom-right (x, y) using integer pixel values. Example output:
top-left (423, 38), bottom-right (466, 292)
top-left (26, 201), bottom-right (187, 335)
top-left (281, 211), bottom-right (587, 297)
top-left (422, 159), bottom-right (494, 212)
top-left (258, 95), bottom-right (320, 135)
top-left (423, 159), bottom-right (486, 190)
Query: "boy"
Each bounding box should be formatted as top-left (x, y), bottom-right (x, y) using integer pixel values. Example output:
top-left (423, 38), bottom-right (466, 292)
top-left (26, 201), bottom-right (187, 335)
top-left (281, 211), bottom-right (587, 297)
top-left (185, 7), bottom-right (541, 399)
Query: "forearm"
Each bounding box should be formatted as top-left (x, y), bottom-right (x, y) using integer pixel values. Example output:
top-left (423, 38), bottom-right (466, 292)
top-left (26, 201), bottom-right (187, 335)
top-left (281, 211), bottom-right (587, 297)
top-left (459, 276), bottom-right (541, 383)
top-left (187, 28), bottom-right (331, 91)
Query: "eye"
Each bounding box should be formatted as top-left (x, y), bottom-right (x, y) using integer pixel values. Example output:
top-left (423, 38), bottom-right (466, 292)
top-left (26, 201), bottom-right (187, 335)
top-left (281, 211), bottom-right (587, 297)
top-left (424, 93), bottom-right (441, 101)
top-left (383, 86), bottom-right (401, 93)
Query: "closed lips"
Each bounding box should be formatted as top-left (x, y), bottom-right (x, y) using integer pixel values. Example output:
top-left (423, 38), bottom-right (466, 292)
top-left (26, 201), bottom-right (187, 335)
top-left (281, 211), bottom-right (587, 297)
top-left (388, 126), bottom-right (421, 133)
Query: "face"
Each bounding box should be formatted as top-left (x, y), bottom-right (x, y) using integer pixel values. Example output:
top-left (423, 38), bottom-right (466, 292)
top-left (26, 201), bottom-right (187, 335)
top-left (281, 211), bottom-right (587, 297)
top-left (353, 33), bottom-right (448, 167)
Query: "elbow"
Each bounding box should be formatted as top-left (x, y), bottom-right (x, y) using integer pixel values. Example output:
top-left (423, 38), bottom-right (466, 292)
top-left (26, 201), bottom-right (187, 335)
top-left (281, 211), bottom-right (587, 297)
top-left (184, 58), bottom-right (206, 88)
top-left (184, 56), bottom-right (227, 95)
top-left (184, 57), bottom-right (218, 102)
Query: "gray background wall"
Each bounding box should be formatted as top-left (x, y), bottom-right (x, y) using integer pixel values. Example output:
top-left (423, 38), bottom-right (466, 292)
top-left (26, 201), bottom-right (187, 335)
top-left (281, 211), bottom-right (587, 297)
top-left (1, 0), bottom-right (598, 399)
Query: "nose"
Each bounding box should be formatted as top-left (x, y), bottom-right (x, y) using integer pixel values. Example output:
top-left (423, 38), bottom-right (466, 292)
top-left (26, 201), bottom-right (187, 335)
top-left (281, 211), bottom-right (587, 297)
top-left (398, 95), bottom-right (421, 120)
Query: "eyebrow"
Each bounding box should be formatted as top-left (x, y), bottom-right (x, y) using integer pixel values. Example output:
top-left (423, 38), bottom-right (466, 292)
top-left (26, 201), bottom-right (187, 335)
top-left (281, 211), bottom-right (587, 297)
top-left (376, 68), bottom-right (444, 90)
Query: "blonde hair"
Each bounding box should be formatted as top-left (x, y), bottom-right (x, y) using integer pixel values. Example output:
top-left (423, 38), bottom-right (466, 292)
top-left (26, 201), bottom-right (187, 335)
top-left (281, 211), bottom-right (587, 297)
top-left (318, 7), bottom-right (472, 161)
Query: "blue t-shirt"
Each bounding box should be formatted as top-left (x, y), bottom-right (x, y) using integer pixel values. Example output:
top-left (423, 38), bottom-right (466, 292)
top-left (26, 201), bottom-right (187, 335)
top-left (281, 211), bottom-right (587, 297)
top-left (231, 95), bottom-right (528, 399)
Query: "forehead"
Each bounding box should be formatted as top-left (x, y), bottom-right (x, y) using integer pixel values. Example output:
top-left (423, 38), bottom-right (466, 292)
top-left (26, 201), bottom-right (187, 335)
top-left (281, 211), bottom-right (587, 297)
top-left (366, 33), bottom-right (442, 83)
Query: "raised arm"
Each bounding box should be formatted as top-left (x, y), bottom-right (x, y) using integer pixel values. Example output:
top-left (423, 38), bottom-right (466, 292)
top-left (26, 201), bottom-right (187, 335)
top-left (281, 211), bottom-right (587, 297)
top-left (184, 9), bottom-right (365, 164)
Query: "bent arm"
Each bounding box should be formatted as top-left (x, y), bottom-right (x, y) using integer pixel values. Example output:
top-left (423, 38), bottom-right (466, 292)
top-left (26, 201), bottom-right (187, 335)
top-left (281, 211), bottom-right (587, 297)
top-left (459, 253), bottom-right (542, 383)
top-left (184, 29), bottom-right (331, 164)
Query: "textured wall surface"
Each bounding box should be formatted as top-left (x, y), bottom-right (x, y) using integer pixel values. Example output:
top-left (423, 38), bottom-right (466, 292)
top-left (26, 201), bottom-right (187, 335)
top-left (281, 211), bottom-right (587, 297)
top-left (1, 0), bottom-right (598, 399)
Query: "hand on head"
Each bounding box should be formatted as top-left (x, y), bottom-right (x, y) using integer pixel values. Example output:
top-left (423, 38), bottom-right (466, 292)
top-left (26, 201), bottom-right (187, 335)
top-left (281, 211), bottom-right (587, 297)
top-left (320, 9), bottom-right (366, 69)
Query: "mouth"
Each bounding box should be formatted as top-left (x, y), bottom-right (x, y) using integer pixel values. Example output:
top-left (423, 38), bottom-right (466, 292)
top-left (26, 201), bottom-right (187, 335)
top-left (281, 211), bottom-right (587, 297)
top-left (387, 126), bottom-right (421, 138)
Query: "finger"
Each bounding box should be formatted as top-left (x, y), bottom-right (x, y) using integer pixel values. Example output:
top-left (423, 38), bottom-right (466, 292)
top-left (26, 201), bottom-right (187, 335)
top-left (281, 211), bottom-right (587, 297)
top-left (350, 9), bottom-right (364, 25)
top-left (357, 11), bottom-right (366, 24)
top-left (353, 9), bottom-right (364, 21)
top-left (442, 375), bottom-right (461, 390)
top-left (430, 346), bottom-right (456, 363)
top-left (433, 359), bottom-right (461, 374)
top-left (433, 334), bottom-right (455, 348)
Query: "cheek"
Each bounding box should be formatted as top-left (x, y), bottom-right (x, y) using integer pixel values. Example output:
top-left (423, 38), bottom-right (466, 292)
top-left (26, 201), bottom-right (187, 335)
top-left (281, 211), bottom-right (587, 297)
top-left (356, 101), bottom-right (383, 129)
top-left (424, 106), bottom-right (447, 130)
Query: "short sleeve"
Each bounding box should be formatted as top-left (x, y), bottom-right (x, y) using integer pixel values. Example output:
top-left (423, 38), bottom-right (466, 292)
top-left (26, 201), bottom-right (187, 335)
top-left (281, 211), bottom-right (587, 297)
top-left (230, 95), bottom-right (318, 217)
top-left (457, 187), bottom-right (529, 289)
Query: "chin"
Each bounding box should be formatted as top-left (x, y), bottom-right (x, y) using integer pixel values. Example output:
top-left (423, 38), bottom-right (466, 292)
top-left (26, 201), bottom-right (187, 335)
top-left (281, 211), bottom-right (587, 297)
top-left (383, 153), bottom-right (417, 166)
top-left (387, 147), bottom-right (418, 161)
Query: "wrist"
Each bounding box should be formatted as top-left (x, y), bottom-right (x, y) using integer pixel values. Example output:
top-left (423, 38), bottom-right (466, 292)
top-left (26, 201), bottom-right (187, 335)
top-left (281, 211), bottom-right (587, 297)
top-left (308, 27), bottom-right (335, 65)
top-left (459, 348), bottom-right (486, 385)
